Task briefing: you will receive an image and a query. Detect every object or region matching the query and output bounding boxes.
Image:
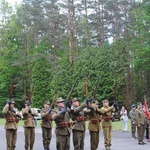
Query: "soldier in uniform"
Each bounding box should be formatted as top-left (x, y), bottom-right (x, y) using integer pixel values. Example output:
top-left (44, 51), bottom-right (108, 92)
top-left (129, 104), bottom-right (137, 139)
top-left (100, 99), bottom-right (115, 150)
top-left (22, 101), bottom-right (38, 150)
top-left (51, 97), bottom-right (72, 150)
top-left (70, 97), bottom-right (90, 150)
top-left (86, 100), bottom-right (101, 150)
top-left (3, 100), bottom-right (21, 150)
top-left (135, 102), bottom-right (146, 145)
top-left (41, 101), bottom-right (53, 150)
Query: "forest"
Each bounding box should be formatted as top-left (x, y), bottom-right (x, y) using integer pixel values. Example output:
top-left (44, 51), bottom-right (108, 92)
top-left (0, 0), bottom-right (150, 114)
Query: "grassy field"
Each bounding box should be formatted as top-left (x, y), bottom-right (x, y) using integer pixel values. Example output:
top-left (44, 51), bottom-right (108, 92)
top-left (0, 118), bottom-right (131, 131)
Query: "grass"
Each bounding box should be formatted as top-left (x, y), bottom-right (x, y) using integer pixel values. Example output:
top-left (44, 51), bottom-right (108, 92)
top-left (0, 118), bottom-right (131, 131)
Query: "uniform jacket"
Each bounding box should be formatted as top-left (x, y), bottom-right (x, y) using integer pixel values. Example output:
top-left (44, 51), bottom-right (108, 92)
top-left (22, 106), bottom-right (38, 128)
top-left (129, 109), bottom-right (136, 123)
top-left (87, 104), bottom-right (101, 132)
top-left (135, 108), bottom-right (146, 125)
top-left (71, 103), bottom-right (87, 131)
top-left (3, 104), bottom-right (21, 130)
top-left (99, 106), bottom-right (115, 127)
top-left (52, 108), bottom-right (71, 136)
top-left (41, 108), bottom-right (52, 128)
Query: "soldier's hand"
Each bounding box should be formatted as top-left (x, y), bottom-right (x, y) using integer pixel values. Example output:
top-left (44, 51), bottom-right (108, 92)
top-left (84, 97), bottom-right (91, 105)
top-left (89, 106), bottom-right (94, 111)
top-left (65, 100), bottom-right (72, 108)
top-left (60, 108), bottom-right (67, 114)
top-left (48, 108), bottom-right (52, 114)
top-left (27, 102), bottom-right (31, 107)
top-left (7, 100), bottom-right (11, 105)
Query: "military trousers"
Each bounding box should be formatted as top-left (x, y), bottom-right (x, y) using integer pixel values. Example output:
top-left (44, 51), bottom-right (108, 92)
top-left (102, 126), bottom-right (112, 147)
top-left (72, 130), bottom-right (85, 150)
top-left (137, 125), bottom-right (145, 143)
top-left (56, 134), bottom-right (70, 150)
top-left (6, 129), bottom-right (17, 150)
top-left (131, 122), bottom-right (136, 138)
top-left (24, 127), bottom-right (35, 150)
top-left (89, 131), bottom-right (99, 150)
top-left (42, 127), bottom-right (52, 149)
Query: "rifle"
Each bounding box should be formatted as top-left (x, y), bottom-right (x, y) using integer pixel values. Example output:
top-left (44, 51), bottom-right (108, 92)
top-left (113, 81), bottom-right (119, 112)
top-left (92, 76), bottom-right (100, 99)
top-left (67, 76), bottom-right (78, 100)
top-left (51, 92), bottom-right (57, 108)
top-left (27, 86), bottom-right (34, 102)
top-left (84, 76), bottom-right (91, 108)
top-left (9, 83), bottom-right (14, 101)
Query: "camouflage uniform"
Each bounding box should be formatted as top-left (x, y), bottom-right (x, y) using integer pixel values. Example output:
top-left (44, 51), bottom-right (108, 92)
top-left (51, 97), bottom-right (71, 150)
top-left (41, 101), bottom-right (52, 150)
top-left (3, 100), bottom-right (21, 150)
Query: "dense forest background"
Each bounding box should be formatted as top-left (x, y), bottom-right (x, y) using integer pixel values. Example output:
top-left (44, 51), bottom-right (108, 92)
top-left (0, 0), bottom-right (150, 113)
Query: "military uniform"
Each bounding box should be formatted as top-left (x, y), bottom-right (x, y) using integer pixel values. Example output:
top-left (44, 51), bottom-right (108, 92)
top-left (2, 100), bottom-right (21, 150)
top-left (22, 102), bottom-right (38, 150)
top-left (51, 97), bottom-right (71, 150)
top-left (70, 98), bottom-right (87, 150)
top-left (99, 99), bottom-right (115, 150)
top-left (135, 102), bottom-right (146, 145)
top-left (41, 101), bottom-right (52, 150)
top-left (86, 101), bottom-right (101, 150)
top-left (129, 104), bottom-right (137, 139)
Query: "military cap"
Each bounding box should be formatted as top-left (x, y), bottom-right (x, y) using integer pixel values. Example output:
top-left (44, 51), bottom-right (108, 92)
top-left (56, 97), bottom-right (65, 103)
top-left (92, 99), bottom-right (99, 105)
top-left (72, 97), bottom-right (79, 103)
top-left (137, 102), bottom-right (142, 106)
top-left (44, 101), bottom-right (50, 105)
top-left (102, 99), bottom-right (109, 103)
top-left (131, 104), bottom-right (136, 108)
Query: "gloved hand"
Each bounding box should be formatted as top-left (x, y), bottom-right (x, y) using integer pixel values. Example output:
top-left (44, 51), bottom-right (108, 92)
top-left (26, 102), bottom-right (31, 107)
top-left (7, 100), bottom-right (11, 105)
top-left (51, 105), bottom-right (54, 109)
top-left (65, 100), bottom-right (72, 109)
top-left (89, 106), bottom-right (94, 111)
top-left (48, 108), bottom-right (52, 114)
top-left (84, 97), bottom-right (91, 105)
top-left (60, 108), bottom-right (67, 114)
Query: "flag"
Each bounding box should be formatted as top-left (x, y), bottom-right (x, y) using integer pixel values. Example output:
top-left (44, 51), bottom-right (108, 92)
top-left (143, 101), bottom-right (150, 120)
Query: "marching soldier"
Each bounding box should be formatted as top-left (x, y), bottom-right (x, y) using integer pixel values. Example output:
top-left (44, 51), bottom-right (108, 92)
top-left (99, 99), bottom-right (115, 150)
top-left (135, 102), bottom-right (146, 145)
top-left (22, 101), bottom-right (38, 150)
top-left (41, 101), bottom-right (53, 150)
top-left (51, 97), bottom-right (72, 150)
top-left (3, 100), bottom-right (21, 150)
top-left (70, 97), bottom-right (90, 150)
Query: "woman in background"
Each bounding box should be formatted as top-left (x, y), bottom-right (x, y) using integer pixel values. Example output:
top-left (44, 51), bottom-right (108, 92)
top-left (120, 106), bottom-right (128, 132)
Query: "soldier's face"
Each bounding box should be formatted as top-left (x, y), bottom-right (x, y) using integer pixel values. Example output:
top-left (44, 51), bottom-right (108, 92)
top-left (44, 104), bottom-right (50, 108)
top-left (10, 103), bottom-right (15, 108)
top-left (57, 102), bottom-right (65, 108)
top-left (103, 102), bottom-right (109, 106)
top-left (72, 101), bottom-right (79, 107)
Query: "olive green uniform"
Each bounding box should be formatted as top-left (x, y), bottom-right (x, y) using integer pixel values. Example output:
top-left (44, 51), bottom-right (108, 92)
top-left (100, 106), bottom-right (115, 150)
top-left (87, 104), bottom-right (101, 150)
top-left (41, 108), bottom-right (52, 150)
top-left (52, 108), bottom-right (71, 150)
top-left (3, 104), bottom-right (21, 150)
top-left (135, 108), bottom-right (146, 144)
top-left (22, 106), bottom-right (38, 150)
top-left (70, 103), bottom-right (87, 150)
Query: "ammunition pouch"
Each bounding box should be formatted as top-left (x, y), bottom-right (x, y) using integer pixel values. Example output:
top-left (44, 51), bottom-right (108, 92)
top-left (90, 118), bottom-right (99, 124)
top-left (76, 117), bottom-right (86, 122)
top-left (103, 117), bottom-right (112, 121)
top-left (57, 121), bottom-right (73, 128)
top-left (7, 118), bottom-right (19, 123)
top-left (43, 117), bottom-right (52, 122)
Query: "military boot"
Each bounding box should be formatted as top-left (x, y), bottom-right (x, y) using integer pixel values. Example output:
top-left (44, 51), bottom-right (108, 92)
top-left (105, 146), bottom-right (109, 150)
